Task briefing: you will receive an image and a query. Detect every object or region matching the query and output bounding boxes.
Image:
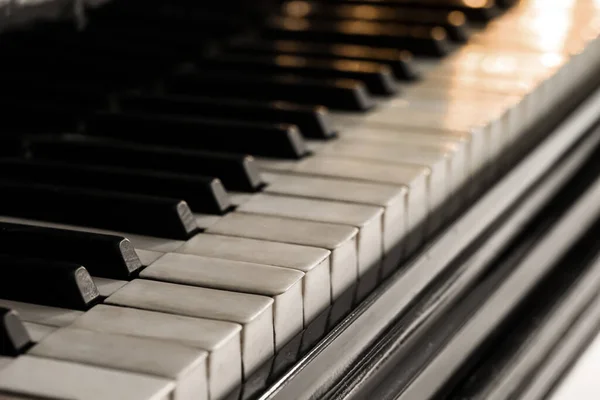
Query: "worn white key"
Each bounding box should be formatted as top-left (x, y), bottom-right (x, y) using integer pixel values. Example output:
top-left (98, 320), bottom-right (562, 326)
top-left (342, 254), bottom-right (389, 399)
top-left (206, 212), bottom-right (358, 301)
top-left (137, 249), bottom-right (166, 265)
top-left (0, 356), bottom-right (174, 400)
top-left (176, 234), bottom-right (331, 324)
top-left (306, 140), bottom-right (449, 213)
top-left (92, 277), bottom-right (128, 297)
top-left (71, 305), bottom-right (241, 399)
top-left (257, 157), bottom-right (429, 241)
top-left (262, 172), bottom-right (408, 276)
top-left (0, 299), bottom-right (82, 327)
top-left (0, 357), bottom-right (11, 371)
top-left (106, 280), bottom-right (274, 376)
top-left (30, 328), bottom-right (209, 400)
top-left (141, 252), bottom-right (304, 348)
top-left (22, 322), bottom-right (56, 343)
top-left (237, 194), bottom-right (383, 285)
top-left (337, 132), bottom-right (468, 196)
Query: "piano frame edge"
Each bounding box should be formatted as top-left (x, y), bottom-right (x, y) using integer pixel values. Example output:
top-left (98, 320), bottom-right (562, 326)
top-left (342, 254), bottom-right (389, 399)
top-left (258, 61), bottom-right (600, 400)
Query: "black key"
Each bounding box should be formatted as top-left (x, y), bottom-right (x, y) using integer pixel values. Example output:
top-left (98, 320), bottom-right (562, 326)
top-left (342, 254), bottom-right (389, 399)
top-left (0, 159), bottom-right (232, 215)
top-left (263, 17), bottom-right (451, 57)
top-left (0, 101), bottom-right (80, 134)
top-left (197, 54), bottom-right (398, 96)
top-left (0, 181), bottom-right (199, 240)
top-left (0, 308), bottom-right (32, 356)
top-left (0, 78), bottom-right (109, 110)
top-left (166, 72), bottom-right (374, 111)
top-left (0, 136), bottom-right (25, 158)
top-left (117, 93), bottom-right (337, 139)
top-left (29, 137), bottom-right (265, 193)
top-left (280, 2), bottom-right (470, 42)
top-left (0, 255), bottom-right (100, 310)
top-left (320, 0), bottom-right (501, 22)
top-left (227, 40), bottom-right (418, 80)
top-left (0, 223), bottom-right (143, 280)
top-left (84, 111), bottom-right (309, 159)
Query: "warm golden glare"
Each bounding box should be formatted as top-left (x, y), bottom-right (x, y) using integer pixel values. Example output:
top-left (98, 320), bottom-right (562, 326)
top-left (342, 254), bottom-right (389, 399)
top-left (275, 55), bottom-right (307, 67)
top-left (462, 0), bottom-right (488, 8)
top-left (432, 27), bottom-right (448, 41)
top-left (284, 1), bottom-right (311, 18)
top-left (349, 5), bottom-right (381, 20)
top-left (448, 11), bottom-right (466, 27)
top-left (279, 17), bottom-right (310, 31)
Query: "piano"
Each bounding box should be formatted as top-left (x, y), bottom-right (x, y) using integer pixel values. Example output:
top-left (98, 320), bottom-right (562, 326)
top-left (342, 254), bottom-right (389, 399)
top-left (0, 0), bottom-right (600, 398)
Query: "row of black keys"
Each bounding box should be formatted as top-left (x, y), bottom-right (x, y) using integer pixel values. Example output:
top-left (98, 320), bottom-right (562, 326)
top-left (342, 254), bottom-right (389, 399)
top-left (0, 2), bottom-right (514, 240)
top-left (0, 222), bottom-right (141, 351)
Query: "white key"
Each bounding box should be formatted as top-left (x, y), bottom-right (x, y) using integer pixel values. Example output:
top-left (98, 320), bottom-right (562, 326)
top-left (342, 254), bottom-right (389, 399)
top-left (71, 305), bottom-right (241, 399)
top-left (0, 356), bottom-right (175, 400)
top-left (262, 172), bottom-right (407, 276)
top-left (106, 280), bottom-right (274, 376)
top-left (306, 140), bottom-right (448, 213)
top-left (92, 277), bottom-right (128, 297)
top-left (0, 299), bottom-right (82, 327)
top-left (176, 234), bottom-right (331, 324)
top-left (22, 322), bottom-right (56, 342)
top-left (206, 212), bottom-right (358, 300)
top-left (336, 129), bottom-right (468, 198)
top-left (30, 328), bottom-right (209, 400)
top-left (141, 252), bottom-right (304, 348)
top-left (0, 357), bottom-right (11, 371)
top-left (237, 194), bottom-right (383, 284)
top-left (137, 249), bottom-right (166, 266)
top-left (257, 157), bottom-right (429, 243)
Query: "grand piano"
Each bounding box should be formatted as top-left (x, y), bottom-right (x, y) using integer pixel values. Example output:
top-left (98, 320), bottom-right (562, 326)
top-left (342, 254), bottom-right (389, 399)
top-left (0, 0), bottom-right (600, 399)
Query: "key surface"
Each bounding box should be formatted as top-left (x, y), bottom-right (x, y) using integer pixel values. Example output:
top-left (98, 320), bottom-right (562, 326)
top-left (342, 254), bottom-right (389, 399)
top-left (226, 40), bottom-right (418, 80)
top-left (262, 172), bottom-right (408, 274)
top-left (29, 137), bottom-right (265, 193)
top-left (85, 111), bottom-right (309, 160)
top-left (280, 2), bottom-right (470, 42)
top-left (207, 212), bottom-right (358, 300)
top-left (177, 233), bottom-right (331, 324)
top-left (0, 300), bottom-right (83, 328)
top-left (0, 256), bottom-right (100, 311)
top-left (257, 156), bottom-right (429, 239)
top-left (0, 159), bottom-right (232, 215)
top-left (30, 328), bottom-right (209, 400)
top-left (22, 322), bottom-right (56, 343)
top-left (106, 279), bottom-right (275, 376)
top-left (237, 193), bottom-right (384, 284)
top-left (0, 308), bottom-right (31, 357)
top-left (166, 72), bottom-right (375, 111)
top-left (0, 181), bottom-right (199, 240)
top-left (0, 356), bottom-right (175, 400)
top-left (321, 0), bottom-right (501, 22)
top-left (197, 54), bottom-right (398, 96)
top-left (264, 17), bottom-right (451, 57)
top-left (0, 223), bottom-right (143, 280)
top-left (71, 305), bottom-right (241, 399)
top-left (92, 278), bottom-right (129, 298)
top-left (141, 252), bottom-right (304, 348)
top-left (117, 93), bottom-right (337, 139)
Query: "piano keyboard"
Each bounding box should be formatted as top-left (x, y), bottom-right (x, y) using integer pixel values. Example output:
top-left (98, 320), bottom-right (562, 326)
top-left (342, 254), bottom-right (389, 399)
top-left (1, 0), bottom-right (600, 399)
